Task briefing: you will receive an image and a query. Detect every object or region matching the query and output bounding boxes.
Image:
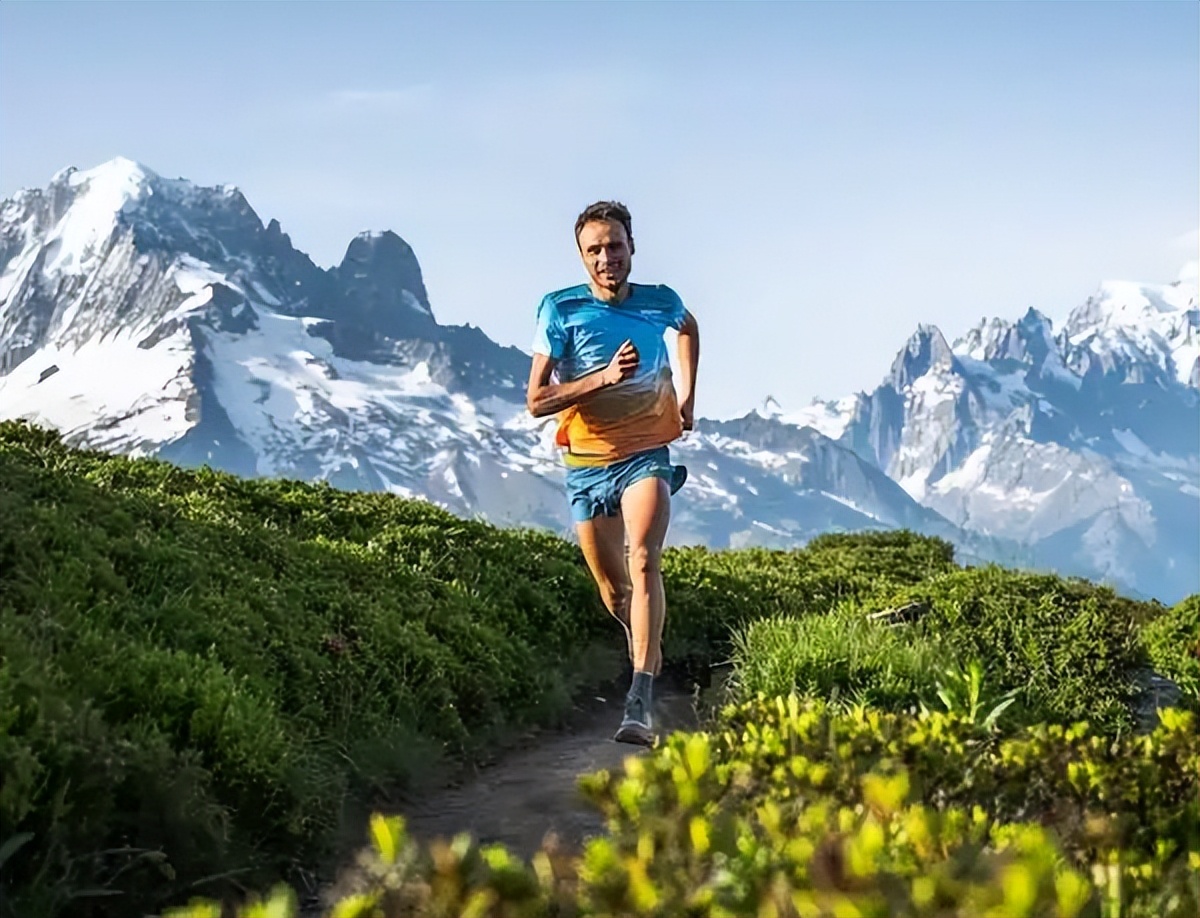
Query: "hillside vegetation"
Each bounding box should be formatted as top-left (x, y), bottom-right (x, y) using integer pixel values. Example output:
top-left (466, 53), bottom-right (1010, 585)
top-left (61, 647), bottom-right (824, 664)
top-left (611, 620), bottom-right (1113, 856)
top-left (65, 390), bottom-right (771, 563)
top-left (1, 420), bottom-right (1196, 918)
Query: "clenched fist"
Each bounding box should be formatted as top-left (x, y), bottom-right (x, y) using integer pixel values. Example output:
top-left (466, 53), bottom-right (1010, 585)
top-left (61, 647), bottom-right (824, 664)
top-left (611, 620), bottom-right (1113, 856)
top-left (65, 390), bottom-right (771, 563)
top-left (602, 339), bottom-right (639, 386)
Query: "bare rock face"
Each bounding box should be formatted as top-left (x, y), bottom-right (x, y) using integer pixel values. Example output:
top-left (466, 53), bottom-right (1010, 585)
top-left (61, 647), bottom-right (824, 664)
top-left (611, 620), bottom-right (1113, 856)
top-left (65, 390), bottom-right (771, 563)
top-left (331, 231), bottom-right (435, 338)
top-left (1131, 668), bottom-right (1185, 734)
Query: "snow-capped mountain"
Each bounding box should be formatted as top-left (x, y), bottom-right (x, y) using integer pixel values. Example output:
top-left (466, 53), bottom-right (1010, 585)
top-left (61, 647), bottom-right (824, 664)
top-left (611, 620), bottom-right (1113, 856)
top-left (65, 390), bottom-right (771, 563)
top-left (0, 158), bottom-right (552, 509)
top-left (783, 269), bottom-right (1199, 602)
top-left (1, 159), bottom-right (1194, 601)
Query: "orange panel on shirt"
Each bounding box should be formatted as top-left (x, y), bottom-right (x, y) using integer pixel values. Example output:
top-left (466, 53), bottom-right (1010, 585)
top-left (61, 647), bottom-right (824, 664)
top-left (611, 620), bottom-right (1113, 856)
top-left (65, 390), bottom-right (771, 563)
top-left (557, 367), bottom-right (683, 466)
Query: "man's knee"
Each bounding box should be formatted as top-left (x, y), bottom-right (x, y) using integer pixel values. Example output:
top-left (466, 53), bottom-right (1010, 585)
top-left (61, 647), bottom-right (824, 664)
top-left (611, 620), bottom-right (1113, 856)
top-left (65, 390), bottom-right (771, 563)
top-left (627, 542), bottom-right (662, 578)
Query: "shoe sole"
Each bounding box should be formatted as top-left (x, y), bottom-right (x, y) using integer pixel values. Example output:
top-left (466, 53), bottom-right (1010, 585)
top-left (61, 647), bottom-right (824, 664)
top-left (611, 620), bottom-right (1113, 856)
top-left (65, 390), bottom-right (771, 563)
top-left (613, 722), bottom-right (654, 747)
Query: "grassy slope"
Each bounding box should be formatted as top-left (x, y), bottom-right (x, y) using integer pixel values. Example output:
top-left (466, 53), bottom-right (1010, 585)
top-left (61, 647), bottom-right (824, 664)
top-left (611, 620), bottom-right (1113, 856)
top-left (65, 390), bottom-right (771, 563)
top-left (1, 420), bottom-right (1194, 917)
top-left (0, 422), bottom-right (946, 913)
top-left (1, 422), bottom-right (615, 914)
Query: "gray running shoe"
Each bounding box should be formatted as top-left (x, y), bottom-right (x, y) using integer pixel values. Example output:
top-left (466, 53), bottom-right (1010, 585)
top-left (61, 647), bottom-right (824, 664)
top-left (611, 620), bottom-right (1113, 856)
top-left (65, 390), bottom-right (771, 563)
top-left (613, 689), bottom-right (654, 747)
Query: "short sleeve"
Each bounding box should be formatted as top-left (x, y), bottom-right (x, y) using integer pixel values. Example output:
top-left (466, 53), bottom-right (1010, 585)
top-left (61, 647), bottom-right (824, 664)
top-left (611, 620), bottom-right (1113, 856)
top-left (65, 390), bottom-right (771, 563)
top-left (532, 296), bottom-right (567, 358)
top-left (661, 286), bottom-right (687, 331)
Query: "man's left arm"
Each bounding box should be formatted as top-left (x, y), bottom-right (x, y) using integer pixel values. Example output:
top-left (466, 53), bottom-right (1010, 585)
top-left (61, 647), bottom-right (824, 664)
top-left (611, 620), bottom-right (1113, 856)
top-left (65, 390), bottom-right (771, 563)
top-left (676, 309), bottom-right (699, 431)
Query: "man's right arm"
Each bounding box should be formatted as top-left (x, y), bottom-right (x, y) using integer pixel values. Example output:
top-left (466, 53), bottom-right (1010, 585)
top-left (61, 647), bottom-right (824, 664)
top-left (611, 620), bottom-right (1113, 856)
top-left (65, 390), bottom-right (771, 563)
top-left (526, 340), bottom-right (639, 418)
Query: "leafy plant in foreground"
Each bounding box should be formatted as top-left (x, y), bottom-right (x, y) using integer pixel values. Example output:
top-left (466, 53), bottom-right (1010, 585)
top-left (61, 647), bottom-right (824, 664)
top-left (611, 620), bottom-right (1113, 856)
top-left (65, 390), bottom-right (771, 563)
top-left (929, 659), bottom-right (1020, 730)
top-left (166, 792), bottom-right (1100, 918)
top-left (165, 701), bottom-right (1199, 917)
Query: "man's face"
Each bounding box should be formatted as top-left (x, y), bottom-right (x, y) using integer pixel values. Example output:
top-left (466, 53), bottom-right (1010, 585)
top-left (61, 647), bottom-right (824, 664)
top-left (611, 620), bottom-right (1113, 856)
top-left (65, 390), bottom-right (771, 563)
top-left (577, 219), bottom-right (632, 293)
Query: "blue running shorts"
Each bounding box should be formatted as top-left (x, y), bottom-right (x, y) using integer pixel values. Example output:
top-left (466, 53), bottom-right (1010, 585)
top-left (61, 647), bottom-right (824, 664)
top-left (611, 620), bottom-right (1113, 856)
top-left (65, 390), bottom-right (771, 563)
top-left (565, 446), bottom-right (688, 523)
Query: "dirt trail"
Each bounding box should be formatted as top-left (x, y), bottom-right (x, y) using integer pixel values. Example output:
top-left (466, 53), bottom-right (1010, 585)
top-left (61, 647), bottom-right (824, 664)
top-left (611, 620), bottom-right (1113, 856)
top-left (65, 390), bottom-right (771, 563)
top-left (400, 686), bottom-right (701, 858)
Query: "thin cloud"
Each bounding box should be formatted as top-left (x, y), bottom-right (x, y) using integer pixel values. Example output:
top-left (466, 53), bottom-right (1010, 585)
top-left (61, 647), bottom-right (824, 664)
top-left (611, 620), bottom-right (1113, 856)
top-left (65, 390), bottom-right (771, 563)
top-left (1172, 227), bottom-right (1199, 249)
top-left (1172, 228), bottom-right (1198, 282)
top-left (319, 86), bottom-right (437, 112)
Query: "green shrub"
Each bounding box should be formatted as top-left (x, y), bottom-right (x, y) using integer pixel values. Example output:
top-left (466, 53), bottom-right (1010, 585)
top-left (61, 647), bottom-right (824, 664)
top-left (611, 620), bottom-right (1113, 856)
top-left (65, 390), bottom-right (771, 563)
top-left (1143, 595), bottom-right (1200, 699)
top-left (168, 802), bottom-right (1102, 918)
top-left (578, 697), bottom-right (1198, 917)
top-left (1, 423), bottom-right (970, 916)
top-left (707, 696), bottom-right (1200, 876)
top-left (660, 530), bottom-right (958, 676)
top-left (858, 566), bottom-right (1156, 728)
top-left (6, 421), bottom-right (1178, 917)
top-left (0, 423), bottom-right (615, 915)
top-left (727, 564), bottom-right (1159, 728)
top-left (165, 700), bottom-right (1200, 918)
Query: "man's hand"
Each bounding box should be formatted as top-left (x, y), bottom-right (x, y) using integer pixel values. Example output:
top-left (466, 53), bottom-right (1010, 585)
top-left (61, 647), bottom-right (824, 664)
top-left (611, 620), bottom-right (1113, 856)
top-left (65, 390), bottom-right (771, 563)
top-left (603, 339), bottom-right (639, 386)
top-left (526, 340), bottom-right (640, 418)
top-left (680, 394), bottom-right (695, 432)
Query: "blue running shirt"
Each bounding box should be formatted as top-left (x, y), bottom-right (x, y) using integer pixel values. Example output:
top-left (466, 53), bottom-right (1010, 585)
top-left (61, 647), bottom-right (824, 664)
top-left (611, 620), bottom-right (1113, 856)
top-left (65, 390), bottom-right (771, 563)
top-left (533, 283), bottom-right (688, 466)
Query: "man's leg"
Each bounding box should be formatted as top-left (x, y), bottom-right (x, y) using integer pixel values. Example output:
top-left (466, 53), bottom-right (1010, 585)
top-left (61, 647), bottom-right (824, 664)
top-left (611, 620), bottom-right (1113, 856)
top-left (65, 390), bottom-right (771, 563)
top-left (575, 514), bottom-right (634, 663)
top-left (621, 475), bottom-right (670, 674)
top-left (613, 475), bottom-right (671, 745)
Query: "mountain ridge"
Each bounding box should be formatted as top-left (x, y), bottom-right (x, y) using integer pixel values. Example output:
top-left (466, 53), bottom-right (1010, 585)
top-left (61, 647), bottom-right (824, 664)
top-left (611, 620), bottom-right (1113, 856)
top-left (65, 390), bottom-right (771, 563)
top-left (2, 157), bottom-right (1195, 600)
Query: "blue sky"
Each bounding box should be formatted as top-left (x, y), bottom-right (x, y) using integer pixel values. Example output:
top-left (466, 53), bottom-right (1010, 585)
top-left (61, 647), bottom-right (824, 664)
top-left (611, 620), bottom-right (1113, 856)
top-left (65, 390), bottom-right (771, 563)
top-left (2, 1), bottom-right (1196, 419)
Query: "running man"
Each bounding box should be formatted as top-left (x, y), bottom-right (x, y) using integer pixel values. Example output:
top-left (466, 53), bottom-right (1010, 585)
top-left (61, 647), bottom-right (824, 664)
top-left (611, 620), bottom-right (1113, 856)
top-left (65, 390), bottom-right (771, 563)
top-left (526, 201), bottom-right (700, 746)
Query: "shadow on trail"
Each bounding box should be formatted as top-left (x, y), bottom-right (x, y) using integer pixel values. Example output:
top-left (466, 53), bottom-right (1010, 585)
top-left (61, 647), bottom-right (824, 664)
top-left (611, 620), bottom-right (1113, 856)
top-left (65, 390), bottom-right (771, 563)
top-left (398, 681), bottom-right (701, 858)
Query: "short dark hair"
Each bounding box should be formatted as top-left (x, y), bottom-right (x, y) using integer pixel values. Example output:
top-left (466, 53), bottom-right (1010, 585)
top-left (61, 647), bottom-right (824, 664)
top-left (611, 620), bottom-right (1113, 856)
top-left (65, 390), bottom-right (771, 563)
top-left (574, 201), bottom-right (634, 253)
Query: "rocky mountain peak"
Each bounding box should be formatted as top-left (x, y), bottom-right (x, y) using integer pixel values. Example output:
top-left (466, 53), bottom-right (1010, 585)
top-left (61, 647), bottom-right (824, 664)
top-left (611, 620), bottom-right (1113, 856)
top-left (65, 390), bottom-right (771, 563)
top-left (52, 156), bottom-right (153, 194)
top-left (888, 323), bottom-right (957, 390)
top-left (1064, 277), bottom-right (1197, 341)
top-left (1057, 275), bottom-right (1199, 389)
top-left (329, 230), bottom-right (436, 339)
top-left (954, 308), bottom-right (1057, 366)
top-left (2, 157), bottom-right (1196, 604)
top-left (1017, 306), bottom-right (1052, 332)
top-left (1002, 308), bottom-right (1056, 364)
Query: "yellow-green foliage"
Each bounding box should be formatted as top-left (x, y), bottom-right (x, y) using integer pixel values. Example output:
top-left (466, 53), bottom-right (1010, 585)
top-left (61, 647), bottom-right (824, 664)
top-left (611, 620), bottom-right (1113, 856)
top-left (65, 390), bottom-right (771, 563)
top-left (574, 698), bottom-right (1199, 917)
top-left (167, 804), bottom-right (1099, 918)
top-left (167, 700), bottom-right (1200, 917)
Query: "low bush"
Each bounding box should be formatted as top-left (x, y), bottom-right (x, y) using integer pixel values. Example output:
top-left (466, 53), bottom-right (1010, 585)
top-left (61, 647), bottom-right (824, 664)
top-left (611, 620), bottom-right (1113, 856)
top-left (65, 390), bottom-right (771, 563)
top-left (856, 567), bottom-right (1157, 728)
top-left (4, 421), bottom-right (1183, 917)
top-left (1143, 594), bottom-right (1200, 699)
top-left (660, 530), bottom-right (957, 675)
top-left (577, 699), bottom-right (1199, 917)
top-left (728, 565), bottom-right (1163, 728)
top-left (167, 699), bottom-right (1200, 918)
top-left (0, 423), bottom-right (971, 916)
top-left (704, 696), bottom-right (1200, 875)
top-left (0, 422), bottom-right (613, 915)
